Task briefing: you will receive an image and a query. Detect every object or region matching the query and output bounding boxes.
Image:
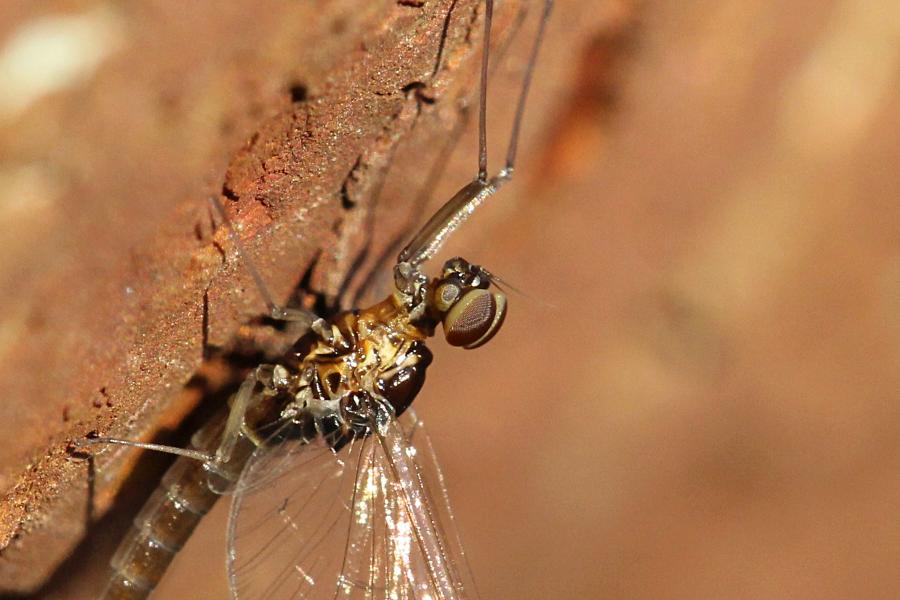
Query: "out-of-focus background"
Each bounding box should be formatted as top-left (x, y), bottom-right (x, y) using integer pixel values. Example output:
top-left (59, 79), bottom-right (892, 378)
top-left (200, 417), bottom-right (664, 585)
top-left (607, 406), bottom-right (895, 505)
top-left (3, 0), bottom-right (900, 598)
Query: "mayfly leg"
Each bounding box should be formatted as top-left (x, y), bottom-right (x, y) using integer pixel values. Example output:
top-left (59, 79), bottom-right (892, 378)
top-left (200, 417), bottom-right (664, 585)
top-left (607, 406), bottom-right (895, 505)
top-left (347, 104), bottom-right (471, 309)
top-left (207, 195), bottom-right (317, 325)
top-left (78, 185), bottom-right (321, 463)
top-left (350, 2), bottom-right (531, 309)
top-left (86, 365), bottom-right (277, 599)
top-left (397, 0), bottom-right (554, 269)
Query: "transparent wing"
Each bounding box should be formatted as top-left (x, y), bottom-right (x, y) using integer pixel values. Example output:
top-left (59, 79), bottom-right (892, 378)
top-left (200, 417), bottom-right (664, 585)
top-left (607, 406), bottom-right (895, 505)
top-left (225, 416), bottom-right (321, 497)
top-left (396, 411), bottom-right (480, 600)
top-left (226, 407), bottom-right (478, 600)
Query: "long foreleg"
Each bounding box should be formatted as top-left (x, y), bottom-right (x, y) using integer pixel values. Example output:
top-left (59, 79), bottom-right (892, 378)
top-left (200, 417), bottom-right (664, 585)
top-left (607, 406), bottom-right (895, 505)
top-left (87, 368), bottom-right (272, 598)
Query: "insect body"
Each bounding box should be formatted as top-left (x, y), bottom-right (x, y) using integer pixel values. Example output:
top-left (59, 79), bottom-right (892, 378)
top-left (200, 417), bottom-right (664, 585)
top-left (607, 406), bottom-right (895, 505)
top-left (89, 1), bottom-right (552, 598)
top-left (271, 255), bottom-right (507, 456)
top-left (101, 258), bottom-right (503, 599)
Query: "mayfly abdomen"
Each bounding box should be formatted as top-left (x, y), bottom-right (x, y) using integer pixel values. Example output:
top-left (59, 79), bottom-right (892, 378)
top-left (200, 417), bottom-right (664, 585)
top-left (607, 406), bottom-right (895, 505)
top-left (99, 406), bottom-right (257, 600)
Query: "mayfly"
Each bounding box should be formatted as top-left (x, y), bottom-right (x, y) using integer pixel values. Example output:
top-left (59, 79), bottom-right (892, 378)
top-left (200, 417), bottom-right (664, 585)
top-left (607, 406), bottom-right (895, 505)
top-left (80, 1), bottom-right (553, 598)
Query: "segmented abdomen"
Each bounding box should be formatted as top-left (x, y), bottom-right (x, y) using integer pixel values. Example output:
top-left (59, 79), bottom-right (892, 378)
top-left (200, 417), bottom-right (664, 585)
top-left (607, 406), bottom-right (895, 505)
top-left (99, 409), bottom-right (255, 599)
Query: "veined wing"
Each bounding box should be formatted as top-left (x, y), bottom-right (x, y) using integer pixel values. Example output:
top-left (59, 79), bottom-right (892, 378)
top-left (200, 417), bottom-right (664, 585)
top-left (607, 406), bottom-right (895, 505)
top-left (226, 407), bottom-right (478, 600)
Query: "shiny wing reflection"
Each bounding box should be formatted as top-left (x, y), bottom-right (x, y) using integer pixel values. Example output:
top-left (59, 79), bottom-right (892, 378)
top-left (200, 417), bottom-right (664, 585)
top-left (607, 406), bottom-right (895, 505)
top-left (227, 408), bottom-right (478, 600)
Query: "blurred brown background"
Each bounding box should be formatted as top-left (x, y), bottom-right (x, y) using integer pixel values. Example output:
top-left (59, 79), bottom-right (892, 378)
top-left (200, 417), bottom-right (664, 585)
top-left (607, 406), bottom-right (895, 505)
top-left (2, 0), bottom-right (900, 598)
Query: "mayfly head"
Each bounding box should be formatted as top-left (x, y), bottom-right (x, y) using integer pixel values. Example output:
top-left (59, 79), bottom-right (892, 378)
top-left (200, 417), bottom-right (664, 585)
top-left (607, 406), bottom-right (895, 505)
top-left (428, 257), bottom-right (507, 349)
top-left (392, 257), bottom-right (507, 350)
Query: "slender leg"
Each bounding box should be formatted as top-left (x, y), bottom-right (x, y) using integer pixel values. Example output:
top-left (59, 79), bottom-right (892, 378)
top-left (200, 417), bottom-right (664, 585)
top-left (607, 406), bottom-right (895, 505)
top-left (504, 0), bottom-right (554, 174)
top-left (73, 436), bottom-right (214, 462)
top-left (397, 0), bottom-right (555, 267)
top-left (208, 196), bottom-right (316, 324)
top-left (477, 0), bottom-right (494, 183)
top-left (215, 370), bottom-right (258, 463)
top-left (75, 369), bottom-right (264, 464)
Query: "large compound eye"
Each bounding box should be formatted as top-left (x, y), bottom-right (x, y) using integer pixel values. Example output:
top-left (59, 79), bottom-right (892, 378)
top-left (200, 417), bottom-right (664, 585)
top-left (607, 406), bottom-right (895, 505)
top-left (442, 288), bottom-right (507, 349)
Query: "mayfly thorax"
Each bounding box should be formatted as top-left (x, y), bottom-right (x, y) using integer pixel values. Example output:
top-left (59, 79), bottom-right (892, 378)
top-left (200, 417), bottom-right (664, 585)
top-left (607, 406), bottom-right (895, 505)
top-left (78, 1), bottom-right (554, 599)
